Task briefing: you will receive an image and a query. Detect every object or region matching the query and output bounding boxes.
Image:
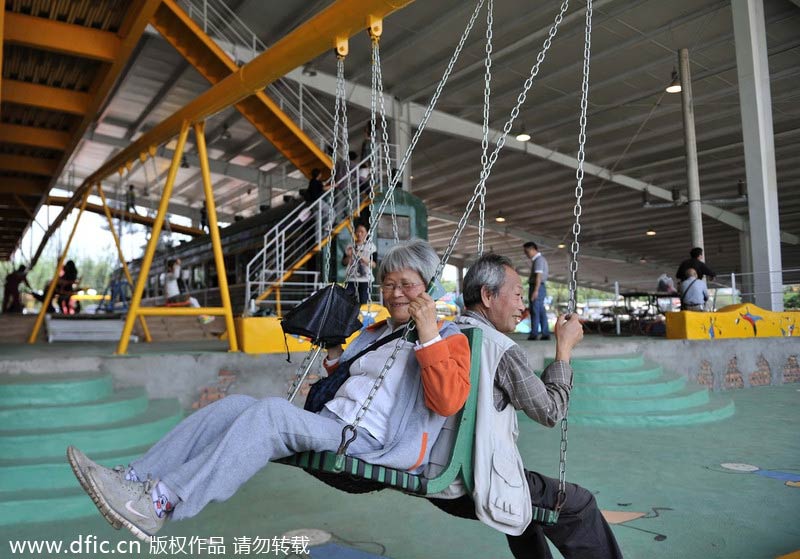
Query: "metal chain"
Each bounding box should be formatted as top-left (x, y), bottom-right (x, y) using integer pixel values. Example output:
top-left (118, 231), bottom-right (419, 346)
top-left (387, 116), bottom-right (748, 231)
top-left (477, 0), bottom-right (493, 256)
top-left (373, 42), bottom-right (399, 242)
top-left (557, 0), bottom-right (593, 515)
top-left (322, 56), bottom-right (346, 284)
top-left (285, 345), bottom-right (322, 399)
top-left (434, 0), bottom-right (570, 282)
top-left (362, 0), bottom-right (485, 255)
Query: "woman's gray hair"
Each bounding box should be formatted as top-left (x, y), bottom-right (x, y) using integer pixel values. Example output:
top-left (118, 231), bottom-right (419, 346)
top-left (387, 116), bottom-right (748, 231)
top-left (462, 253), bottom-right (513, 307)
top-left (378, 239), bottom-right (440, 285)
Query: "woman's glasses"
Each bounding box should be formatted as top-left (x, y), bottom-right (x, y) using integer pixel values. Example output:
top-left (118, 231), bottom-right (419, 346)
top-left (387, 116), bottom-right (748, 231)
top-left (380, 282), bottom-right (424, 294)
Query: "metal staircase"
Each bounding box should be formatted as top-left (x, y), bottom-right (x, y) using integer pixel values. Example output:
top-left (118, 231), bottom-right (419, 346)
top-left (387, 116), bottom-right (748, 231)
top-left (152, 0), bottom-right (333, 177)
top-left (244, 156), bottom-right (394, 316)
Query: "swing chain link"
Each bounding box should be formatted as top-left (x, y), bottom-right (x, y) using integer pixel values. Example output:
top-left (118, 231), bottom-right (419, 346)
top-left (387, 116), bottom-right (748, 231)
top-left (436, 0), bottom-right (569, 280)
top-left (285, 344), bottom-right (321, 399)
top-left (372, 42), bottom-right (400, 243)
top-left (558, 0), bottom-right (593, 514)
top-left (363, 0), bottom-right (485, 256)
top-left (477, 0), bottom-right (494, 256)
top-left (323, 56), bottom-right (346, 284)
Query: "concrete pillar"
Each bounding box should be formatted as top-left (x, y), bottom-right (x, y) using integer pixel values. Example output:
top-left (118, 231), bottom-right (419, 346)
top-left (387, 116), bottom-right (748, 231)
top-left (738, 230), bottom-right (753, 304)
top-left (732, 0), bottom-right (783, 311)
top-left (392, 98), bottom-right (413, 192)
top-left (678, 48), bottom-right (704, 251)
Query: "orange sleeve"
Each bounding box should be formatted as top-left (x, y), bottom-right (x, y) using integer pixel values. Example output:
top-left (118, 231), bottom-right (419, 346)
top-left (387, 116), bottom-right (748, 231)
top-left (414, 333), bottom-right (471, 417)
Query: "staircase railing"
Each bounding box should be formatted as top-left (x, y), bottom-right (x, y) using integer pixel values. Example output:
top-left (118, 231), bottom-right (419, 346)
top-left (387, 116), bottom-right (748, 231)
top-left (244, 154), bottom-right (395, 316)
top-left (176, 0), bottom-right (335, 146)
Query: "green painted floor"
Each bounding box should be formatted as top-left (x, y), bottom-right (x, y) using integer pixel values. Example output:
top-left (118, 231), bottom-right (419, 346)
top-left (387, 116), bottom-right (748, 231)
top-left (2, 384), bottom-right (798, 559)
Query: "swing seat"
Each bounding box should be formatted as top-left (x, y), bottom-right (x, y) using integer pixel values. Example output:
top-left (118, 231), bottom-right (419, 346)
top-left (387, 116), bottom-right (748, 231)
top-left (277, 327), bottom-right (482, 496)
top-left (164, 298), bottom-right (191, 307)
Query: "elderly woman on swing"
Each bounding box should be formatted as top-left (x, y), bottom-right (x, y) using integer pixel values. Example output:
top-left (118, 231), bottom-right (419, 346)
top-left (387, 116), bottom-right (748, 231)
top-left (67, 239), bottom-right (470, 542)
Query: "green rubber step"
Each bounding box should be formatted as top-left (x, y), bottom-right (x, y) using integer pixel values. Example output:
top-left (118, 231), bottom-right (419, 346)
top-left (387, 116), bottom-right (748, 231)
top-left (0, 372), bottom-right (113, 406)
top-left (571, 374), bottom-right (686, 399)
top-left (0, 388), bottom-right (149, 430)
top-left (568, 397), bottom-right (735, 427)
top-left (569, 386), bottom-right (710, 414)
top-left (0, 445), bottom-right (151, 492)
top-left (573, 363), bottom-right (664, 384)
top-left (546, 353), bottom-right (645, 373)
top-left (0, 399), bottom-right (182, 460)
top-left (0, 487), bottom-right (97, 526)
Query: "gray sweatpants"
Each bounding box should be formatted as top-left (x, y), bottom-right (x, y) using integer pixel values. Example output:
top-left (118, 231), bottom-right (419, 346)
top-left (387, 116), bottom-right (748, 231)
top-left (131, 395), bottom-right (381, 520)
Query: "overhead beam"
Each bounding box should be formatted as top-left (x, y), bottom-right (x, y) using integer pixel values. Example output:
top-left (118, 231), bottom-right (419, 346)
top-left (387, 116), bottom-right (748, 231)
top-left (0, 154), bottom-right (59, 176)
top-left (0, 178), bottom-right (48, 195)
top-left (3, 12), bottom-right (121, 62)
top-left (287, 68), bottom-right (799, 246)
top-left (0, 123), bottom-right (70, 151)
top-left (46, 196), bottom-right (204, 237)
top-left (2, 80), bottom-right (90, 115)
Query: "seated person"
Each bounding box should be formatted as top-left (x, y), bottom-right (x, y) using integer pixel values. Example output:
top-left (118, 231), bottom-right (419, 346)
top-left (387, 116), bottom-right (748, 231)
top-left (67, 239), bottom-right (470, 542)
top-left (55, 260), bottom-right (80, 314)
top-left (679, 267), bottom-right (708, 311)
top-left (165, 258), bottom-right (213, 324)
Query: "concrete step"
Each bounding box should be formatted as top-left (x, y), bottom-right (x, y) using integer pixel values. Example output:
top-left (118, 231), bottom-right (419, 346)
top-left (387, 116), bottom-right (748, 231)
top-left (0, 372), bottom-right (112, 406)
top-left (0, 445), bottom-right (150, 492)
top-left (570, 386), bottom-right (710, 414)
top-left (571, 373), bottom-right (687, 399)
top-left (546, 353), bottom-right (645, 373)
top-left (0, 399), bottom-right (182, 460)
top-left (0, 487), bottom-right (97, 526)
top-left (568, 396), bottom-right (736, 427)
top-left (0, 388), bottom-right (149, 430)
top-left (573, 363), bottom-right (664, 384)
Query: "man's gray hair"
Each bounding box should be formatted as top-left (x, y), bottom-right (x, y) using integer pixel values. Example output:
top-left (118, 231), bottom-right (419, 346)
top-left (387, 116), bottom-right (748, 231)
top-left (463, 253), bottom-right (513, 307)
top-left (378, 239), bottom-right (440, 285)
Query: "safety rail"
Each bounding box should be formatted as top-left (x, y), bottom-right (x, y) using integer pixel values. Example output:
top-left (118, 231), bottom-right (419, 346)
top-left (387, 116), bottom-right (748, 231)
top-left (710, 267), bottom-right (800, 310)
top-left (244, 154), bottom-right (392, 316)
top-left (247, 273), bottom-right (322, 316)
top-left (177, 0), bottom-right (335, 145)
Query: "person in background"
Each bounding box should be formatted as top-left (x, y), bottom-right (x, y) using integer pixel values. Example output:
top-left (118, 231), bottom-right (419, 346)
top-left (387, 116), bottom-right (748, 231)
top-left (166, 258), bottom-right (213, 324)
top-left (679, 268), bottom-right (709, 311)
top-left (523, 242), bottom-right (550, 341)
top-left (676, 247), bottom-right (715, 283)
top-left (56, 260), bottom-right (80, 314)
top-left (2, 265), bottom-right (32, 313)
top-left (342, 222), bottom-right (376, 304)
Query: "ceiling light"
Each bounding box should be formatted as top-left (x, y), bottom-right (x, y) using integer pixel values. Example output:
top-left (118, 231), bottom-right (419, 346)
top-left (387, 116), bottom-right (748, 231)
top-left (646, 228), bottom-right (657, 236)
top-left (639, 257), bottom-right (648, 264)
top-left (665, 68), bottom-right (681, 94)
top-left (515, 132), bottom-right (531, 142)
top-left (557, 243), bottom-right (566, 249)
top-left (495, 213), bottom-right (506, 223)
top-left (301, 64), bottom-right (317, 77)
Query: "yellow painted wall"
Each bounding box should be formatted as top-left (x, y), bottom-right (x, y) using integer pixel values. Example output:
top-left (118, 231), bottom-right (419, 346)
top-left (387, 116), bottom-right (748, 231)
top-left (235, 303), bottom-right (390, 354)
top-left (666, 303), bottom-right (800, 340)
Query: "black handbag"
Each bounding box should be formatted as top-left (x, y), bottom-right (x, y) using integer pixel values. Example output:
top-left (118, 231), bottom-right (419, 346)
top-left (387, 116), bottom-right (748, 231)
top-left (304, 328), bottom-right (406, 413)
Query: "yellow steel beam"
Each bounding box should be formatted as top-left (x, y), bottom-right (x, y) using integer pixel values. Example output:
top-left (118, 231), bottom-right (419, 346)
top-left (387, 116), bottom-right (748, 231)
top-left (83, 0), bottom-right (414, 190)
top-left (194, 121), bottom-right (238, 351)
top-left (0, 154), bottom-right (59, 176)
top-left (27, 190), bottom-right (90, 344)
top-left (0, 178), bottom-right (48, 195)
top-left (117, 122), bottom-right (191, 355)
top-left (46, 195), bottom-right (204, 237)
top-left (3, 80), bottom-right (90, 115)
top-left (95, 183), bottom-right (152, 342)
top-left (0, 123), bottom-right (70, 151)
top-left (4, 12), bottom-right (121, 62)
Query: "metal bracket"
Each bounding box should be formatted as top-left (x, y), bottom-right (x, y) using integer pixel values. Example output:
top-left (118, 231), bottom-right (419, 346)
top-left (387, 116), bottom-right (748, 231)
top-left (367, 15), bottom-right (382, 40)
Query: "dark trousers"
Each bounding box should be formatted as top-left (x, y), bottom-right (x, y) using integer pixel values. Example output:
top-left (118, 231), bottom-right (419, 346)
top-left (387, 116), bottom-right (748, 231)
top-left (429, 469), bottom-right (623, 559)
top-left (345, 281), bottom-right (369, 304)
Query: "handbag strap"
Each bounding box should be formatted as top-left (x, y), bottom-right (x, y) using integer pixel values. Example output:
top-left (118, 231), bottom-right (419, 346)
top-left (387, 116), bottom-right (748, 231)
top-left (342, 326), bottom-right (407, 367)
top-left (680, 278), bottom-right (697, 307)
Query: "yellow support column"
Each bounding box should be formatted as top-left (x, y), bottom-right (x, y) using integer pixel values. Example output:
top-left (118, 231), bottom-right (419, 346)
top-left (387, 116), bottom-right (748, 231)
top-left (27, 189), bottom-right (90, 343)
top-left (194, 121), bottom-right (238, 352)
top-left (116, 122), bottom-right (191, 354)
top-left (95, 182), bottom-right (152, 342)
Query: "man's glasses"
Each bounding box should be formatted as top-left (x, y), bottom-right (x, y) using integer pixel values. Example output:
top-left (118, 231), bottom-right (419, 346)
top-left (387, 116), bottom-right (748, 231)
top-left (380, 282), bottom-right (424, 294)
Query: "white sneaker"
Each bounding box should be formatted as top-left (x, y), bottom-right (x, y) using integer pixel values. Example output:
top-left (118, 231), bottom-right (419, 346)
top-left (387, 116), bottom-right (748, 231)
top-left (67, 446), bottom-right (129, 529)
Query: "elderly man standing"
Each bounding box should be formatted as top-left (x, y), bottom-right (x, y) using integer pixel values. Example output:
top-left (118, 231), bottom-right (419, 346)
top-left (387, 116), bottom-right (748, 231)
top-left (523, 242), bottom-right (550, 340)
top-left (429, 253), bottom-right (623, 559)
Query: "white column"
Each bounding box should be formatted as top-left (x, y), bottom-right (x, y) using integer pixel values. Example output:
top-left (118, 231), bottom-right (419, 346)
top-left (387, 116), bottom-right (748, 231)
top-left (392, 98), bottom-right (413, 192)
top-left (732, 0), bottom-right (783, 311)
top-left (738, 231), bottom-right (753, 304)
top-left (679, 48), bottom-right (704, 251)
